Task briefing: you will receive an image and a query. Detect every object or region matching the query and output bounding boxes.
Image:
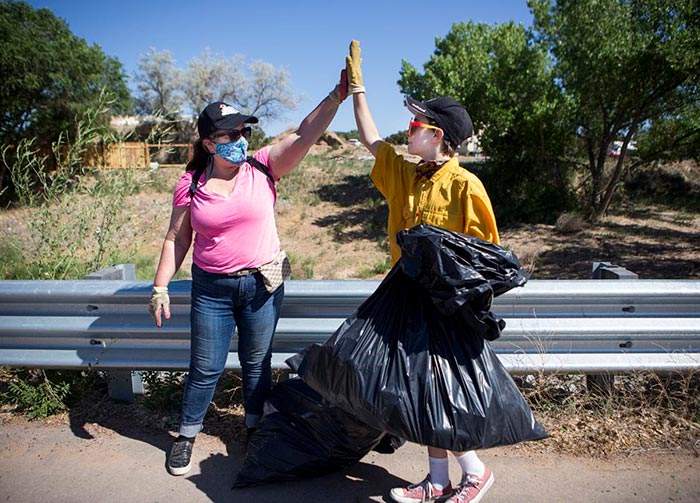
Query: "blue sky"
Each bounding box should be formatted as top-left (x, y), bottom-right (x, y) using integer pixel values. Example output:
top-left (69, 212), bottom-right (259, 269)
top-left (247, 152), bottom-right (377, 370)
top-left (26, 0), bottom-right (533, 137)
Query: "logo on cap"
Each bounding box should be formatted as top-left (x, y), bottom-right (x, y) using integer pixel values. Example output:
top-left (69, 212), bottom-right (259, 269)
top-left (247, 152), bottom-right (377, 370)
top-left (219, 104), bottom-right (239, 116)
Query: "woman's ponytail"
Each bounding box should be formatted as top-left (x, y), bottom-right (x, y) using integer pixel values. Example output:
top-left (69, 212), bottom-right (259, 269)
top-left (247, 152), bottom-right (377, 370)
top-left (186, 139), bottom-right (210, 172)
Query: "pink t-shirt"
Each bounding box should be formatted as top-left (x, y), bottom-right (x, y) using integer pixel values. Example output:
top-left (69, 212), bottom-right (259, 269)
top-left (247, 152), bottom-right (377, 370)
top-left (172, 147), bottom-right (280, 274)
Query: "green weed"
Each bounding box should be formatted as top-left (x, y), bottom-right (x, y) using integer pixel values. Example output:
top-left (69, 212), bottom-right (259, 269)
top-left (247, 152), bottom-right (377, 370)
top-left (0, 368), bottom-right (105, 419)
top-left (139, 371), bottom-right (185, 413)
top-left (358, 257), bottom-right (392, 278)
top-left (0, 97), bottom-right (160, 280)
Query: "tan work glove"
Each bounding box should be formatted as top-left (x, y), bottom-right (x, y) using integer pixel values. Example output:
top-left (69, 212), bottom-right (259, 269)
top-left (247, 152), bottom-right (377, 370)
top-left (328, 68), bottom-right (349, 105)
top-left (149, 286), bottom-right (170, 327)
top-left (346, 40), bottom-right (365, 94)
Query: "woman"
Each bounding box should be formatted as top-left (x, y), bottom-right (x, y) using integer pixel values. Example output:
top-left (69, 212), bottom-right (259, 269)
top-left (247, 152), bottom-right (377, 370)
top-left (346, 40), bottom-right (497, 503)
top-left (149, 70), bottom-right (347, 476)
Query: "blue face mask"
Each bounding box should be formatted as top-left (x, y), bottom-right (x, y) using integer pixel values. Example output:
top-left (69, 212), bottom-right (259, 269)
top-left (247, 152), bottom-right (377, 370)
top-left (214, 137), bottom-right (248, 165)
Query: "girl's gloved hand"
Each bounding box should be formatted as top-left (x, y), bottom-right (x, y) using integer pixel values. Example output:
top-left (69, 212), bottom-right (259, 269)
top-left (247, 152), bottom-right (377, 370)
top-left (346, 40), bottom-right (365, 94)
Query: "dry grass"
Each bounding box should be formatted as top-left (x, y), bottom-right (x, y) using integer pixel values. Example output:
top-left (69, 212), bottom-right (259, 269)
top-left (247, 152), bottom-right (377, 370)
top-left (1, 147), bottom-right (699, 457)
top-left (515, 372), bottom-right (700, 457)
top-left (82, 147), bottom-right (699, 282)
top-left (3, 368), bottom-right (697, 458)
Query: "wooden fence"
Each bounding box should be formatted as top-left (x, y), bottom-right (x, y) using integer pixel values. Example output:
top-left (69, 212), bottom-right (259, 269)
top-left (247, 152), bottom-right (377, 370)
top-left (87, 142), bottom-right (193, 169)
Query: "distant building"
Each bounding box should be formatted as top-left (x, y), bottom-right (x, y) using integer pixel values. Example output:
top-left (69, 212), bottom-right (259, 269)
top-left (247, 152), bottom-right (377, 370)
top-left (607, 140), bottom-right (638, 157)
top-left (456, 133), bottom-right (482, 157)
top-left (109, 114), bottom-right (196, 142)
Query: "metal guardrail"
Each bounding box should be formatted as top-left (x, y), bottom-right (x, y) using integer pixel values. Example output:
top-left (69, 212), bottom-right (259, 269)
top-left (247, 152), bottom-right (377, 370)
top-left (1, 279), bottom-right (699, 377)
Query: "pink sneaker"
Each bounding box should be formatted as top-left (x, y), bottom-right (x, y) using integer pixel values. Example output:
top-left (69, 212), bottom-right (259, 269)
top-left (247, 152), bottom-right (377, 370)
top-left (446, 467), bottom-right (495, 503)
top-left (390, 474), bottom-right (454, 503)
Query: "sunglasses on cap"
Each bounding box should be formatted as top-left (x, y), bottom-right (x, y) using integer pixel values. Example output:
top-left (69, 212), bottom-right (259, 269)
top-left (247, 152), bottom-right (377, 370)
top-left (210, 126), bottom-right (252, 142)
top-left (407, 120), bottom-right (442, 136)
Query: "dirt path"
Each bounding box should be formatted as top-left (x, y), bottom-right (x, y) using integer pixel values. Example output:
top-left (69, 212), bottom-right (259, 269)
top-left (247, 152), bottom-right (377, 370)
top-left (1, 416), bottom-right (698, 503)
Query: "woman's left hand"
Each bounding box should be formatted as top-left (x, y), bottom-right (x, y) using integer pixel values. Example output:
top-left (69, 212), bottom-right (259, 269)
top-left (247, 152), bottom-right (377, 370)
top-left (339, 68), bottom-right (348, 101)
top-left (268, 66), bottom-right (347, 176)
top-left (329, 68), bottom-right (349, 104)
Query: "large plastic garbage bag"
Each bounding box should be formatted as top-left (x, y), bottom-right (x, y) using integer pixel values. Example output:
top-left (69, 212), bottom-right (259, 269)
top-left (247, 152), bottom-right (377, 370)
top-left (233, 378), bottom-right (386, 488)
top-left (295, 224), bottom-right (547, 452)
top-left (399, 224), bottom-right (529, 340)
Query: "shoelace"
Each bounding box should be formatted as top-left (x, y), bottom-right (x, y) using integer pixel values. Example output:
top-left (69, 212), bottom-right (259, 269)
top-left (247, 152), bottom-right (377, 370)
top-left (464, 474), bottom-right (480, 486)
top-left (406, 476), bottom-right (436, 501)
top-left (451, 475), bottom-right (480, 502)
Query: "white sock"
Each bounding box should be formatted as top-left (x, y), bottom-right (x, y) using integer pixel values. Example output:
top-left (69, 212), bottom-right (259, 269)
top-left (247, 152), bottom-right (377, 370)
top-left (455, 451), bottom-right (485, 477)
top-left (429, 456), bottom-right (450, 490)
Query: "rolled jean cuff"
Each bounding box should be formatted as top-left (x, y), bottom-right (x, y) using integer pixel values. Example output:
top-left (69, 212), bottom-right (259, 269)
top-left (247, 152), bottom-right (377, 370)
top-left (179, 422), bottom-right (203, 438)
top-left (245, 413), bottom-right (261, 429)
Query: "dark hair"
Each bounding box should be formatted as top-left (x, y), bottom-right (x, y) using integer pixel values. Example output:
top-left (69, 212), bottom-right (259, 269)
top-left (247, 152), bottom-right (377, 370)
top-left (428, 119), bottom-right (455, 156)
top-left (440, 139), bottom-right (456, 156)
top-left (186, 139), bottom-right (210, 172)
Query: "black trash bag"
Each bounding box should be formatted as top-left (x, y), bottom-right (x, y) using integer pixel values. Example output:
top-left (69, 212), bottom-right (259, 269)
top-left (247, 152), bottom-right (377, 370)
top-left (372, 433), bottom-right (406, 454)
top-left (295, 225), bottom-right (547, 452)
top-left (233, 378), bottom-right (385, 488)
top-left (399, 224), bottom-right (528, 340)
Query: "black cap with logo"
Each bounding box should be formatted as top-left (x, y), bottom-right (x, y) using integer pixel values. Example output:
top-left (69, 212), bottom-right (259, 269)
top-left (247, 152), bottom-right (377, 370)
top-left (405, 96), bottom-right (473, 150)
top-left (197, 102), bottom-right (258, 139)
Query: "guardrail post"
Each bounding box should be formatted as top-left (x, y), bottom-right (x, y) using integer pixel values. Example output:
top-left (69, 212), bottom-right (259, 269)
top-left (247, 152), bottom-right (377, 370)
top-left (85, 264), bottom-right (144, 402)
top-left (587, 262), bottom-right (639, 396)
top-left (591, 262), bottom-right (639, 280)
top-left (84, 264), bottom-right (136, 281)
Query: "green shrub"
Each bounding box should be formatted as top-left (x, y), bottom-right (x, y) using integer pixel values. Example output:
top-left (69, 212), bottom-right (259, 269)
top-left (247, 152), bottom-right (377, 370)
top-left (0, 97), bottom-right (164, 414)
top-left (140, 371), bottom-right (185, 413)
top-left (1, 97), bottom-right (159, 280)
top-left (1, 368), bottom-right (104, 419)
top-left (358, 257), bottom-right (392, 278)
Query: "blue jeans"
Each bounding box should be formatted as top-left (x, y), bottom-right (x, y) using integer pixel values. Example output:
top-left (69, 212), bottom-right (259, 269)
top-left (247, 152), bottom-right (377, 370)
top-left (179, 264), bottom-right (284, 437)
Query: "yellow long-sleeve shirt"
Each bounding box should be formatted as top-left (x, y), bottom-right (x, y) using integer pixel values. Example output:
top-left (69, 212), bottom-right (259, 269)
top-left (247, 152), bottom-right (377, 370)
top-left (371, 141), bottom-right (500, 265)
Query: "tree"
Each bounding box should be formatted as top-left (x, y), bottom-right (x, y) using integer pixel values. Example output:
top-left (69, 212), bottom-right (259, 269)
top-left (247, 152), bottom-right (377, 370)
top-left (636, 99), bottom-right (700, 161)
top-left (531, 0), bottom-right (700, 219)
top-left (0, 0), bottom-right (131, 198)
top-left (399, 23), bottom-right (493, 130)
top-left (134, 48), bottom-right (184, 118)
top-left (182, 51), bottom-right (298, 125)
top-left (181, 49), bottom-right (244, 117)
top-left (234, 60), bottom-right (298, 122)
top-left (131, 49), bottom-right (300, 142)
top-left (0, 1), bottom-right (132, 143)
top-left (132, 49), bottom-right (299, 144)
top-left (384, 130), bottom-right (407, 145)
top-left (399, 21), bottom-right (575, 223)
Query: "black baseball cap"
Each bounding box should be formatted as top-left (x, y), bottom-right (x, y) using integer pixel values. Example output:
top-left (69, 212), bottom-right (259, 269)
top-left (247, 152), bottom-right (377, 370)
top-left (197, 101), bottom-right (258, 139)
top-left (405, 96), bottom-right (473, 150)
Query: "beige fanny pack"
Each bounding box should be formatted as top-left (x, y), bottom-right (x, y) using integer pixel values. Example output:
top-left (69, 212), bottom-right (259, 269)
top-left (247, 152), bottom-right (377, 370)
top-left (258, 250), bottom-right (292, 293)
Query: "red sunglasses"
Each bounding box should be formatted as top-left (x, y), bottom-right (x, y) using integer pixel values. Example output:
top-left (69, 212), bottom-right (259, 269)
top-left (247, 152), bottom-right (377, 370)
top-left (407, 121), bottom-right (441, 136)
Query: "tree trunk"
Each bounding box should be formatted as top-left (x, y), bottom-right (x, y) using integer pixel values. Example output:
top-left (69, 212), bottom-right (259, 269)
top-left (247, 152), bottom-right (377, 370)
top-left (593, 121), bottom-right (641, 219)
top-left (589, 146), bottom-right (609, 221)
